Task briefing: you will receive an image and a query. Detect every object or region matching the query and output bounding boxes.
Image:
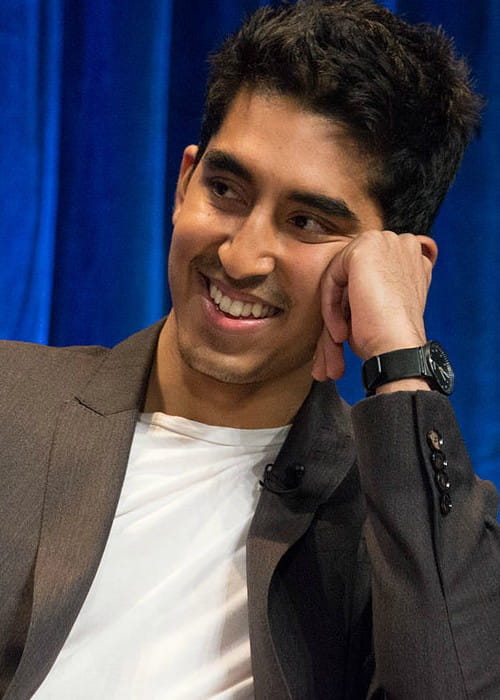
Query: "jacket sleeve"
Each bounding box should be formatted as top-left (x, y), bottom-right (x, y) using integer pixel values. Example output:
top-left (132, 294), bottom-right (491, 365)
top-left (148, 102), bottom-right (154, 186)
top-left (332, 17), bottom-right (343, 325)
top-left (351, 390), bottom-right (500, 700)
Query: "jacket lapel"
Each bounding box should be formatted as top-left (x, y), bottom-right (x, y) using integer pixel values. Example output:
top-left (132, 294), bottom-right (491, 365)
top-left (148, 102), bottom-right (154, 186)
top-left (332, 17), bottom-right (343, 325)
top-left (247, 380), bottom-right (356, 699)
top-left (5, 321), bottom-right (163, 700)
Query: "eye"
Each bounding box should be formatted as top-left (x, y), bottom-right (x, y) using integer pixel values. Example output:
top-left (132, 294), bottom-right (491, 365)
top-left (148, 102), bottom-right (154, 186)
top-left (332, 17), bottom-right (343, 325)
top-left (208, 178), bottom-right (240, 201)
top-left (289, 214), bottom-right (338, 242)
top-left (292, 214), bottom-right (319, 230)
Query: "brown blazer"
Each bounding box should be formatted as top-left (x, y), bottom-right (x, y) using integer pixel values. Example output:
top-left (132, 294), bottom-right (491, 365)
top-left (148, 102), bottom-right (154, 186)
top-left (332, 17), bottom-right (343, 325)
top-left (1, 320), bottom-right (499, 699)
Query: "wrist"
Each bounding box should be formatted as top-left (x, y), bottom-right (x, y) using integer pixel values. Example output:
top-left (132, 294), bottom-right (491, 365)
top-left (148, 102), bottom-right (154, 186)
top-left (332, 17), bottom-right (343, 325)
top-left (375, 378), bottom-right (432, 394)
top-left (361, 332), bottom-right (427, 361)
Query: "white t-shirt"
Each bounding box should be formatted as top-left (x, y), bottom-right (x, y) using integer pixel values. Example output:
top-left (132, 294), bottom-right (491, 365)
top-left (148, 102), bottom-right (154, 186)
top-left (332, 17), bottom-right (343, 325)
top-left (33, 412), bottom-right (290, 699)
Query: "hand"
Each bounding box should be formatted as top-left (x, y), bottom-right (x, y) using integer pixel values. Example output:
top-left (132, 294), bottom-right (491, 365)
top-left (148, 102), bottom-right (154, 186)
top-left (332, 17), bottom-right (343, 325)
top-left (312, 230), bottom-right (437, 382)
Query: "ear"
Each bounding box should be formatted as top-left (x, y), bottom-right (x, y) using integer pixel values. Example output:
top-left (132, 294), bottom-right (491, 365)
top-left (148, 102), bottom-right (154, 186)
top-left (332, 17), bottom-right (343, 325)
top-left (416, 235), bottom-right (438, 267)
top-left (173, 145), bottom-right (199, 225)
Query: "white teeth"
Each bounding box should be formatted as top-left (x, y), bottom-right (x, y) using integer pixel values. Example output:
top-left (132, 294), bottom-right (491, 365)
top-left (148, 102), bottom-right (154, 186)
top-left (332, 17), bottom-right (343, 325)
top-left (251, 302), bottom-right (263, 318)
top-left (229, 300), bottom-right (244, 316)
top-left (218, 295), bottom-right (232, 313)
top-left (208, 282), bottom-right (277, 319)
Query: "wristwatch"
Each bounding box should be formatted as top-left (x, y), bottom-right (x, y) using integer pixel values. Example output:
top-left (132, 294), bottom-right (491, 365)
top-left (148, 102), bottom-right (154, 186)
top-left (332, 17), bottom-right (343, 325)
top-left (362, 341), bottom-right (454, 396)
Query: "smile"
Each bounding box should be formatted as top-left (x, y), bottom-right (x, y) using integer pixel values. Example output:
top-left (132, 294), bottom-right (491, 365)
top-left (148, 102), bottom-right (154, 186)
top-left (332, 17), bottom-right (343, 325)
top-left (209, 282), bottom-right (280, 319)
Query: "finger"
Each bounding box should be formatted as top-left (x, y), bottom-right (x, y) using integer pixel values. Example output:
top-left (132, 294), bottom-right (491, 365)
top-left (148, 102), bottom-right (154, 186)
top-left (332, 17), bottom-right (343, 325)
top-left (324, 332), bottom-right (345, 380)
top-left (320, 253), bottom-right (350, 343)
top-left (312, 329), bottom-right (328, 381)
top-left (416, 235), bottom-right (438, 267)
top-left (312, 325), bottom-right (345, 381)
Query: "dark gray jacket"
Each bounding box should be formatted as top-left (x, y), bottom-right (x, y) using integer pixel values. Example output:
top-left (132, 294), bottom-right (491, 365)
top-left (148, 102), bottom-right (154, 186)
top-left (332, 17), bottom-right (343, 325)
top-left (1, 320), bottom-right (499, 699)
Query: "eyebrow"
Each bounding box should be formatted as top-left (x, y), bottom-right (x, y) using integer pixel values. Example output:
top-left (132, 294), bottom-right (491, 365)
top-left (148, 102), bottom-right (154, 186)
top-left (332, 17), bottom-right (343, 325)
top-left (289, 192), bottom-right (360, 223)
top-left (202, 148), bottom-right (360, 223)
top-left (203, 149), bottom-right (254, 183)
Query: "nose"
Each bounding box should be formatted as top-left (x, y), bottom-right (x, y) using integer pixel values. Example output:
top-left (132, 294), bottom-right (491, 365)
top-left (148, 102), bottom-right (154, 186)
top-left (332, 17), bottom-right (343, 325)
top-left (217, 209), bottom-right (278, 280)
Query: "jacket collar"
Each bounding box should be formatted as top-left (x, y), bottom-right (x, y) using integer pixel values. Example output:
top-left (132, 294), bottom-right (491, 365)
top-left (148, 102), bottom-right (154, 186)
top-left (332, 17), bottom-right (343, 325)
top-left (75, 318), bottom-right (165, 415)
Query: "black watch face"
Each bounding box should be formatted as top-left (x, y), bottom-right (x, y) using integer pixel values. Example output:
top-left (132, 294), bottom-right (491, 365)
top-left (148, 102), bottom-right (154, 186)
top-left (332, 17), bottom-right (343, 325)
top-left (428, 342), bottom-right (454, 395)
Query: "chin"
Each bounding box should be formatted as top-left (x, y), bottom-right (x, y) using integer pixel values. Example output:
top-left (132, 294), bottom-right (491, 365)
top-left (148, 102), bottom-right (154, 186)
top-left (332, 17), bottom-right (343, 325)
top-left (178, 337), bottom-right (317, 387)
top-left (180, 345), bottom-right (269, 385)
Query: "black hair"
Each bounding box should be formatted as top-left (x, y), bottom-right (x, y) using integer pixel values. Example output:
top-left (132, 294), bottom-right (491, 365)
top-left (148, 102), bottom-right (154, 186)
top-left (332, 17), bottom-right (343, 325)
top-left (197, 0), bottom-right (482, 234)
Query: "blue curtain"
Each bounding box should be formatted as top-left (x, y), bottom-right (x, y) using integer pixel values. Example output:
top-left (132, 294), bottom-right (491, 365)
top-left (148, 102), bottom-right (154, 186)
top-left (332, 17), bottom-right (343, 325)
top-left (1, 1), bottom-right (499, 488)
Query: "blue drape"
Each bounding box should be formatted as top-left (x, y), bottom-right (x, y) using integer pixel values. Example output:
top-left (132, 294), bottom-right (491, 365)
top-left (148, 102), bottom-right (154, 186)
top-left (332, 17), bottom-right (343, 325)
top-left (1, 1), bottom-right (499, 487)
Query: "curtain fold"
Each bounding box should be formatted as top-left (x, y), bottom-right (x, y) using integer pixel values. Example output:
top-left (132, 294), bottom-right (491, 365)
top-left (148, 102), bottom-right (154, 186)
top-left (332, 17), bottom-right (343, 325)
top-left (1, 0), bottom-right (499, 485)
top-left (0, 0), bottom-right (63, 343)
top-left (48, 0), bottom-right (172, 346)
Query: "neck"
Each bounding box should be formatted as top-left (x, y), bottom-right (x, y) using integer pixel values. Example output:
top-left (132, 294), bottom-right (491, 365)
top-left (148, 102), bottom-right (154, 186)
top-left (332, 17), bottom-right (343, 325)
top-left (144, 315), bottom-right (314, 429)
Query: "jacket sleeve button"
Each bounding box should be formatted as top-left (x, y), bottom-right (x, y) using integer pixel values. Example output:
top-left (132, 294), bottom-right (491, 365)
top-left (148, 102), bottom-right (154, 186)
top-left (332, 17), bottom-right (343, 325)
top-left (440, 493), bottom-right (453, 516)
top-left (431, 450), bottom-right (448, 472)
top-left (427, 429), bottom-right (444, 451)
top-left (435, 470), bottom-right (451, 492)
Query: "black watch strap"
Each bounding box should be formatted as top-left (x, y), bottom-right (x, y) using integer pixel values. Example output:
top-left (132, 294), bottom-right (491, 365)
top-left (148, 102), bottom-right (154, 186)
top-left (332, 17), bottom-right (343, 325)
top-left (362, 346), bottom-right (429, 396)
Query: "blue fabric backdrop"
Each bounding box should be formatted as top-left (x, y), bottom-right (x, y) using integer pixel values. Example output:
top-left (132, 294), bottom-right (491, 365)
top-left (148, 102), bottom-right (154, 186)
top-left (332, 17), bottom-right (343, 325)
top-left (1, 1), bottom-right (499, 487)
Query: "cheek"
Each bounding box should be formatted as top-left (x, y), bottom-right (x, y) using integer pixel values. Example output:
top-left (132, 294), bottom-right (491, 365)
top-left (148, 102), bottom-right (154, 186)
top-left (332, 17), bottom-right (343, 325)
top-left (167, 233), bottom-right (185, 279)
top-left (283, 245), bottom-right (346, 337)
top-left (286, 246), bottom-right (340, 306)
top-left (167, 226), bottom-right (196, 300)
top-left (284, 266), bottom-right (324, 342)
top-left (171, 204), bottom-right (224, 258)
top-left (168, 213), bottom-right (205, 269)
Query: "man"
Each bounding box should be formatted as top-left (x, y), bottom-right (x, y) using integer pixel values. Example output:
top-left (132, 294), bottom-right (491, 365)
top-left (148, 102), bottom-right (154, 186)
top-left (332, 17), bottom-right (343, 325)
top-left (1, 1), bottom-right (499, 698)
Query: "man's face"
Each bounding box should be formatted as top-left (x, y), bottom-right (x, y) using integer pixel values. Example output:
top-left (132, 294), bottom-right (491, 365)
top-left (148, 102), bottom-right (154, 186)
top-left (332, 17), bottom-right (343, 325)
top-left (168, 89), bottom-right (383, 388)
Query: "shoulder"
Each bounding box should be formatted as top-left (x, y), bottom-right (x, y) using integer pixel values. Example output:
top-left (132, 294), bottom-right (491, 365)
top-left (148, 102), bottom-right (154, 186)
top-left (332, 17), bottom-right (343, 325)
top-left (0, 339), bottom-right (108, 382)
top-left (0, 339), bottom-right (107, 363)
top-left (0, 320), bottom-right (164, 414)
top-left (0, 340), bottom-right (112, 414)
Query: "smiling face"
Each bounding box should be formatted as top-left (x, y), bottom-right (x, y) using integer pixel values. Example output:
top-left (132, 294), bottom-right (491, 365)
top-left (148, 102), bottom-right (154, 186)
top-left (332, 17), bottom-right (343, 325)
top-left (167, 89), bottom-right (383, 391)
